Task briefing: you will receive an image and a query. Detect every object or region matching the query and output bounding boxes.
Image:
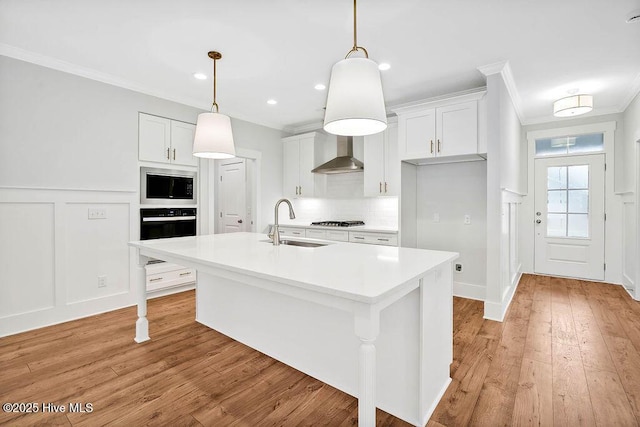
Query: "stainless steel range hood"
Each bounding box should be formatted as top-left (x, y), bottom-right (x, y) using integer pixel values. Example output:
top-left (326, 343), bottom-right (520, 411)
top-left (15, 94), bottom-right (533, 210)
top-left (311, 136), bottom-right (364, 174)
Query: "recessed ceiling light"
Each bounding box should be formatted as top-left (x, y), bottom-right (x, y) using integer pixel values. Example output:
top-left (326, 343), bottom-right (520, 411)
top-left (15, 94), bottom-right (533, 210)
top-left (267, 99), bottom-right (277, 105)
top-left (314, 83), bottom-right (326, 91)
top-left (378, 63), bottom-right (391, 71)
top-left (193, 72), bottom-right (207, 80)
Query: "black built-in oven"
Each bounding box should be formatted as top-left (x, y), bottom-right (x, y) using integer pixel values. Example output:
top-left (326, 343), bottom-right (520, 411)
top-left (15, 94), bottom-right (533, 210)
top-left (140, 208), bottom-right (197, 240)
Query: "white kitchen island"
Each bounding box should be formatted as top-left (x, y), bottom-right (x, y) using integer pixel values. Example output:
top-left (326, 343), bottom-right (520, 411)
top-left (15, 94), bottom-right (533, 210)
top-left (129, 232), bottom-right (458, 427)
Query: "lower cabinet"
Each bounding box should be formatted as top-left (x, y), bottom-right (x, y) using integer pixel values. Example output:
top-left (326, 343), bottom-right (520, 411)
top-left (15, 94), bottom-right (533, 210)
top-left (277, 226), bottom-right (398, 246)
top-left (146, 262), bottom-right (196, 292)
top-left (305, 228), bottom-right (349, 242)
top-left (349, 231), bottom-right (398, 246)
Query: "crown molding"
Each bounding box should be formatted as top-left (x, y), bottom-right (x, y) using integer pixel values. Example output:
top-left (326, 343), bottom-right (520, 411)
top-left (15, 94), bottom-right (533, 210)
top-left (619, 71), bottom-right (640, 113)
top-left (478, 60), bottom-right (525, 124)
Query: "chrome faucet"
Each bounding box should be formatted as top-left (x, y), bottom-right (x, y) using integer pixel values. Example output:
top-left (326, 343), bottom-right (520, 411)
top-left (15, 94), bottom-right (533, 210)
top-left (268, 198), bottom-right (296, 245)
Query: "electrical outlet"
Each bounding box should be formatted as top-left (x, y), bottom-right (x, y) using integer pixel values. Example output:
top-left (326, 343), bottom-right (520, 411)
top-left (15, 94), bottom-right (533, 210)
top-left (464, 214), bottom-right (471, 225)
top-left (98, 275), bottom-right (107, 288)
top-left (455, 263), bottom-right (463, 272)
top-left (433, 213), bottom-right (440, 223)
top-left (88, 208), bottom-right (107, 220)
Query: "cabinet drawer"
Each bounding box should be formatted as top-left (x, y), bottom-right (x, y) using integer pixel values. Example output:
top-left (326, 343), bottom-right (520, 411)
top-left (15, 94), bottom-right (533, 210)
top-left (325, 230), bottom-right (349, 242)
top-left (278, 227), bottom-right (306, 238)
top-left (305, 229), bottom-right (326, 239)
top-left (349, 232), bottom-right (398, 246)
top-left (146, 268), bottom-right (196, 292)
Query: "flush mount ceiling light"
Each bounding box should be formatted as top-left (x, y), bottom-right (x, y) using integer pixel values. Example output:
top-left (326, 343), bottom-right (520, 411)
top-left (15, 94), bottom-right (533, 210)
top-left (192, 51), bottom-right (236, 159)
top-left (192, 72), bottom-right (207, 80)
top-left (553, 94), bottom-right (593, 118)
top-left (323, 0), bottom-right (387, 136)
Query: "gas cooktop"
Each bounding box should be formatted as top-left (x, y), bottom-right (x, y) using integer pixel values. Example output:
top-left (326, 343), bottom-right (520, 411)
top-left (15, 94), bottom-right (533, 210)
top-left (310, 221), bottom-right (365, 227)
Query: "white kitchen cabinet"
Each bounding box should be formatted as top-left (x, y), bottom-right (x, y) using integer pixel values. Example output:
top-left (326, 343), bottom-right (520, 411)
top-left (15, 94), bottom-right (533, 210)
top-left (278, 226), bottom-right (306, 238)
top-left (139, 113), bottom-right (198, 167)
top-left (282, 133), bottom-right (317, 198)
top-left (394, 91), bottom-right (486, 164)
top-left (145, 262), bottom-right (196, 292)
top-left (305, 228), bottom-right (349, 242)
top-left (364, 122), bottom-right (399, 196)
top-left (349, 231), bottom-right (398, 246)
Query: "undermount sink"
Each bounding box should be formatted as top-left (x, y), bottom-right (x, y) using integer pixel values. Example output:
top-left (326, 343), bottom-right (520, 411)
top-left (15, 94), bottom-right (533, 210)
top-left (281, 240), bottom-right (328, 248)
top-left (261, 239), bottom-right (329, 248)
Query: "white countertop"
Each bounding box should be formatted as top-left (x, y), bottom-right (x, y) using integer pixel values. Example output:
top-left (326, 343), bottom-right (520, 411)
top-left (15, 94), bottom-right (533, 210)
top-left (129, 232), bottom-right (457, 304)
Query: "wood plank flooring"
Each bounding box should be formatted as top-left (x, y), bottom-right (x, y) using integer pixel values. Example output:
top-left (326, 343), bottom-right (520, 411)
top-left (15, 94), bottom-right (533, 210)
top-left (1, 274), bottom-right (639, 426)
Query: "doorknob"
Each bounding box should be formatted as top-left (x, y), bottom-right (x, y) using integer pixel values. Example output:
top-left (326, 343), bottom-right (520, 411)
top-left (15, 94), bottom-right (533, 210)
top-left (536, 212), bottom-right (541, 216)
top-left (237, 219), bottom-right (243, 224)
top-left (536, 219), bottom-right (542, 224)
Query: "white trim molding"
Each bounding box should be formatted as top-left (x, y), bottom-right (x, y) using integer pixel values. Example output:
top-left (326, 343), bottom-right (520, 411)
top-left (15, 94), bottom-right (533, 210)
top-left (477, 60), bottom-right (525, 124)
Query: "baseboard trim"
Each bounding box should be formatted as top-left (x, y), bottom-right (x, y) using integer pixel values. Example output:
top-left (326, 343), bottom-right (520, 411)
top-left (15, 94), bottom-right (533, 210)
top-left (483, 270), bottom-right (522, 322)
top-left (453, 281), bottom-right (485, 301)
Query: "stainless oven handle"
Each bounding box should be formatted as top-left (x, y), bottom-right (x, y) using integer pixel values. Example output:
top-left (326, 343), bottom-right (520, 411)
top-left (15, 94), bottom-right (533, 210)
top-left (142, 216), bottom-right (197, 222)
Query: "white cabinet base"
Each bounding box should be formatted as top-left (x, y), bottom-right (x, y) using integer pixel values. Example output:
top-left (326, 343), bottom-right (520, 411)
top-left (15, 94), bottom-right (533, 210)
top-left (145, 262), bottom-right (196, 292)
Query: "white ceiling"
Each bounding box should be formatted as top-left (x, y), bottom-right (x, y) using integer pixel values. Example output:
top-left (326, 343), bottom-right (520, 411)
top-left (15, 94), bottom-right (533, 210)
top-left (1, 0), bottom-right (639, 131)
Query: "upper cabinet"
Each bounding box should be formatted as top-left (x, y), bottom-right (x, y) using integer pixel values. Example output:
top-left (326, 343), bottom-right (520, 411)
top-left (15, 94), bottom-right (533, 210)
top-left (393, 91), bottom-right (486, 164)
top-left (139, 113), bottom-right (198, 167)
top-left (282, 132), bottom-right (317, 198)
top-left (364, 122), bottom-right (399, 196)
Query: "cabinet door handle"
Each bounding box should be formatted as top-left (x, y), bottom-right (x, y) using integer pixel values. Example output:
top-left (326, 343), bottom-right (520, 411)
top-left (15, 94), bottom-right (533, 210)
top-left (353, 236), bottom-right (365, 240)
top-left (385, 182), bottom-right (388, 193)
top-left (430, 140), bottom-right (434, 154)
top-left (377, 238), bottom-right (389, 242)
top-left (379, 182), bottom-right (382, 193)
top-left (149, 277), bottom-right (163, 282)
top-left (299, 186), bottom-right (302, 195)
top-left (166, 148), bottom-right (170, 160)
top-left (173, 148), bottom-right (176, 160)
top-left (437, 139), bottom-right (441, 153)
top-left (179, 271), bottom-right (192, 276)
top-left (295, 186), bottom-right (298, 195)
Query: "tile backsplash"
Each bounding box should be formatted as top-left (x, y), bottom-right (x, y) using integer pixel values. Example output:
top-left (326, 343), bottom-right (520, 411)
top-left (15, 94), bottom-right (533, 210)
top-left (290, 196), bottom-right (398, 229)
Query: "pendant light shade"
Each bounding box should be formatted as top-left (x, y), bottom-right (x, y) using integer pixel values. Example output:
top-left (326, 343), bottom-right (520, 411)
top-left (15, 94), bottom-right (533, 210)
top-left (193, 51), bottom-right (236, 159)
top-left (323, 57), bottom-right (387, 136)
top-left (553, 94), bottom-right (593, 118)
top-left (193, 112), bottom-right (235, 159)
top-left (323, 0), bottom-right (387, 136)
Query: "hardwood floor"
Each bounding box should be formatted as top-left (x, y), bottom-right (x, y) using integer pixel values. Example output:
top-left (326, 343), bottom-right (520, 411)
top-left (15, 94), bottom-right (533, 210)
top-left (1, 274), bottom-right (639, 426)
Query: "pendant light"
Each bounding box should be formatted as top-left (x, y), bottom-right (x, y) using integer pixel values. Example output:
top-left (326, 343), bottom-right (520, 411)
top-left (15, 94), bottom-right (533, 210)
top-left (323, 0), bottom-right (387, 136)
top-left (193, 51), bottom-right (236, 159)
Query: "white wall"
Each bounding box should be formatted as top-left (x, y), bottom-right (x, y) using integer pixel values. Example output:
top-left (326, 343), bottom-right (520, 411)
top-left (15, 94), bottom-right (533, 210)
top-left (0, 55), bottom-right (284, 336)
top-left (621, 92), bottom-right (640, 298)
top-left (415, 161), bottom-right (487, 300)
top-left (483, 69), bottom-right (524, 321)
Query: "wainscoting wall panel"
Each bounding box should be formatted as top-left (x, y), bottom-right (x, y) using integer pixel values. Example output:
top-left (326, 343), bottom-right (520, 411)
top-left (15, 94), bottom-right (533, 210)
top-left (0, 202), bottom-right (55, 318)
top-left (622, 194), bottom-right (636, 296)
top-left (0, 188), bottom-right (138, 337)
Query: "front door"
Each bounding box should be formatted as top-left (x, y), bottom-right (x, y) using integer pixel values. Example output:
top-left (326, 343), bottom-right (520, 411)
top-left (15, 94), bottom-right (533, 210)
top-left (219, 159), bottom-right (247, 233)
top-left (534, 154), bottom-right (605, 280)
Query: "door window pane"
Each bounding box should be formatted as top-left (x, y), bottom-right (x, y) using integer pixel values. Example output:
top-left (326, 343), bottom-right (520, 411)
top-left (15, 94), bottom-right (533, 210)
top-left (568, 214), bottom-right (589, 237)
top-left (568, 190), bottom-right (589, 213)
top-left (547, 167), bottom-right (567, 189)
top-left (535, 133), bottom-right (604, 157)
top-left (547, 214), bottom-right (566, 237)
top-left (568, 165), bottom-right (588, 189)
top-left (545, 164), bottom-right (590, 238)
top-left (548, 190), bottom-right (567, 213)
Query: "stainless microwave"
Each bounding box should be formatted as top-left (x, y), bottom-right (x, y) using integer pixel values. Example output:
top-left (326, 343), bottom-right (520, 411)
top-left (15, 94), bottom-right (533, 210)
top-left (140, 167), bottom-right (197, 205)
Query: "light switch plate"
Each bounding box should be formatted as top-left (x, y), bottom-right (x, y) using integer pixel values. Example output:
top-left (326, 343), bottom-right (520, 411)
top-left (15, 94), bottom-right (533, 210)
top-left (88, 208), bottom-right (107, 220)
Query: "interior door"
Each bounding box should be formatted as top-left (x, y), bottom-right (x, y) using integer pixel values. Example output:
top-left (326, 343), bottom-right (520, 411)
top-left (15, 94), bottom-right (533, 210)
top-left (219, 159), bottom-right (246, 233)
top-left (534, 154), bottom-right (605, 280)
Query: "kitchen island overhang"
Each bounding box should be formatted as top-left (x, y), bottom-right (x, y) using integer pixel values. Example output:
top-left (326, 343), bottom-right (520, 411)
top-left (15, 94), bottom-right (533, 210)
top-left (129, 232), bottom-right (458, 427)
